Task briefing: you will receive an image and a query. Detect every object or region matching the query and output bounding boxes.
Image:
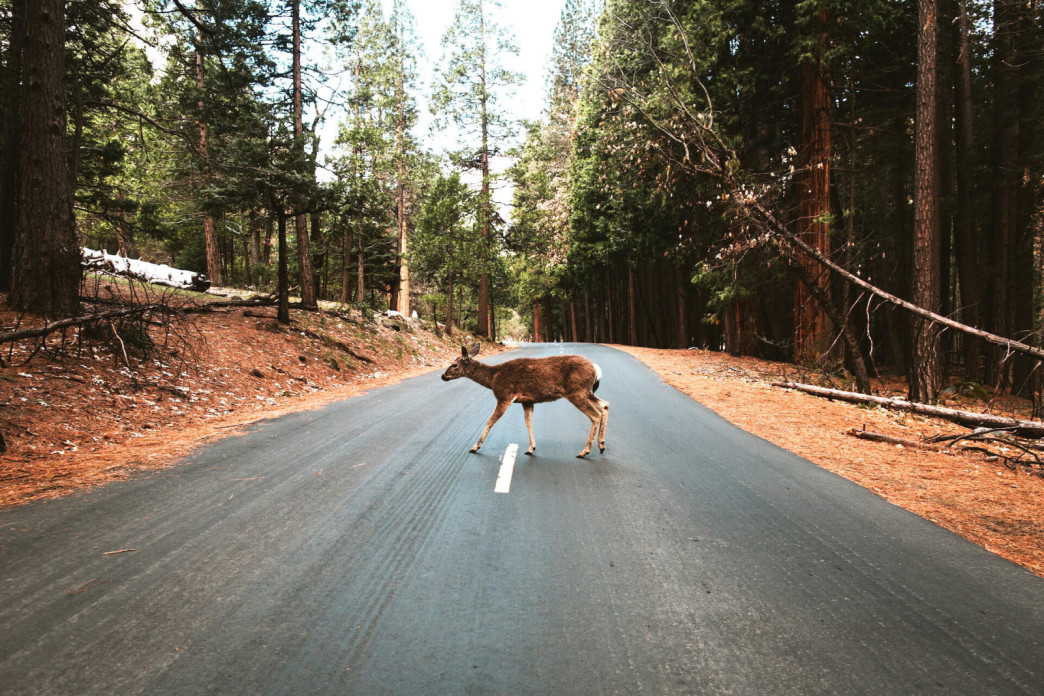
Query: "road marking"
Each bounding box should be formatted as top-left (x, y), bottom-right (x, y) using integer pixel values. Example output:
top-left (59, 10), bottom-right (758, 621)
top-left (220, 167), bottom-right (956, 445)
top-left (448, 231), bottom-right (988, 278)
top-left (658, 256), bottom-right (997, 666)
top-left (494, 444), bottom-right (519, 494)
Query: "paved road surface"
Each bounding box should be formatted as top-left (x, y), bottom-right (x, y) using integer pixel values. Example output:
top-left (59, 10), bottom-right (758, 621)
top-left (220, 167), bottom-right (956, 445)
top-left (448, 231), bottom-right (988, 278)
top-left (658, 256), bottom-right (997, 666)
top-left (1, 343), bottom-right (1042, 694)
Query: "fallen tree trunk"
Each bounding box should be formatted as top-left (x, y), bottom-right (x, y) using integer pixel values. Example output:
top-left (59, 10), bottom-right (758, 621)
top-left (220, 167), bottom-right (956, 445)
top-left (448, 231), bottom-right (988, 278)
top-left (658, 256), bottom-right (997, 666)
top-left (772, 380), bottom-right (1044, 438)
top-left (0, 296), bottom-right (338, 347)
top-left (845, 428), bottom-right (944, 451)
top-left (295, 327), bottom-right (375, 364)
top-left (0, 305), bottom-right (163, 344)
top-left (0, 297), bottom-right (275, 345)
top-left (82, 247), bottom-right (211, 292)
top-left (745, 200), bottom-right (1044, 365)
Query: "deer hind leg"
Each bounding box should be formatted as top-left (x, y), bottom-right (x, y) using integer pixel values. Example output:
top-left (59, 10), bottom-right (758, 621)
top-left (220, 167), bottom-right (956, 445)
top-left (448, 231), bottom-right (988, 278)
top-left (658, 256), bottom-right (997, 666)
top-left (522, 403), bottom-right (536, 455)
top-left (472, 399), bottom-right (512, 452)
top-left (588, 394), bottom-right (609, 453)
top-left (568, 394), bottom-right (602, 458)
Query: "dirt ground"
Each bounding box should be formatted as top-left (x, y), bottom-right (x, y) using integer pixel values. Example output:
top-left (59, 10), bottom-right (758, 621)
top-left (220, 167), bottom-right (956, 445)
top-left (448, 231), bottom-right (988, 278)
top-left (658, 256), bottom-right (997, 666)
top-left (2, 296), bottom-right (1041, 577)
top-left (615, 346), bottom-right (1044, 577)
top-left (0, 295), bottom-right (491, 508)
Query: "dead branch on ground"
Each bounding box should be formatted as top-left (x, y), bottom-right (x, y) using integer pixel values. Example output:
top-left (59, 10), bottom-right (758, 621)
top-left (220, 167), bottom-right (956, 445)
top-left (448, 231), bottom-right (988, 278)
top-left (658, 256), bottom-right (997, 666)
top-left (772, 380), bottom-right (1044, 438)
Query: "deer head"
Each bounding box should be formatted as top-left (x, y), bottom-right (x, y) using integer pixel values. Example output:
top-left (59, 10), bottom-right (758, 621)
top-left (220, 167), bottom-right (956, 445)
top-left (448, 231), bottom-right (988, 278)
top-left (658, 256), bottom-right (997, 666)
top-left (441, 343), bottom-right (482, 381)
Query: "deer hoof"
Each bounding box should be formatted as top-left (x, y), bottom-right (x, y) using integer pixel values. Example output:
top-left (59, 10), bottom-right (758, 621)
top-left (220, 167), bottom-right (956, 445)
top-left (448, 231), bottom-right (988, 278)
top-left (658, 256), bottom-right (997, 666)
top-left (576, 452), bottom-right (588, 459)
top-left (469, 446), bottom-right (480, 453)
top-left (599, 446), bottom-right (605, 453)
top-left (524, 449), bottom-right (534, 456)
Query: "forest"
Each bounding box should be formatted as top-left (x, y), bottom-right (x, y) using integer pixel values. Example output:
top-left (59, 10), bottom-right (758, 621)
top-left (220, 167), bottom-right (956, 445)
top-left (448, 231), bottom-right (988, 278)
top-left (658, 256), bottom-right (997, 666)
top-left (1, 0), bottom-right (1042, 408)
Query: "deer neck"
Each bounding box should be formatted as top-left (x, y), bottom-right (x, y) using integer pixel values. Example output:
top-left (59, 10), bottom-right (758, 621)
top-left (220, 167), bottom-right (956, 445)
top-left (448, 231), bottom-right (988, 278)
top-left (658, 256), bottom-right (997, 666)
top-left (465, 360), bottom-right (497, 390)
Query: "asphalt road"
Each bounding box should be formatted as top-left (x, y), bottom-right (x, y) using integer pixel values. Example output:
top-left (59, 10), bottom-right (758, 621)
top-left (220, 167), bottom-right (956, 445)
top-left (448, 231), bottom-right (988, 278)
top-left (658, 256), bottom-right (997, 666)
top-left (1, 343), bottom-right (1043, 695)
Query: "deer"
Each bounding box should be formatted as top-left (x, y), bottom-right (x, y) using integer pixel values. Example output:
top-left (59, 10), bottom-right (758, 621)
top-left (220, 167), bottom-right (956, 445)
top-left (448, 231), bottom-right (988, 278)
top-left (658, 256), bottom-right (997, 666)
top-left (441, 344), bottom-right (609, 458)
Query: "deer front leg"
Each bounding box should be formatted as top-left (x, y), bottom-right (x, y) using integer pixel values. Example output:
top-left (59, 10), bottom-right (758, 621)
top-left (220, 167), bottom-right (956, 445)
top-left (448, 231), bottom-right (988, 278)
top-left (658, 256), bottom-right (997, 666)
top-left (522, 403), bottom-right (536, 454)
top-left (471, 399), bottom-right (511, 452)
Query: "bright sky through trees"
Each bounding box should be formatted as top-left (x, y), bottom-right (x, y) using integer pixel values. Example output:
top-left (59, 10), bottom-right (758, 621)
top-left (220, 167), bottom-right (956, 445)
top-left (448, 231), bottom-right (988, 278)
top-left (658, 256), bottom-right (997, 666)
top-left (391, 0), bottom-right (566, 151)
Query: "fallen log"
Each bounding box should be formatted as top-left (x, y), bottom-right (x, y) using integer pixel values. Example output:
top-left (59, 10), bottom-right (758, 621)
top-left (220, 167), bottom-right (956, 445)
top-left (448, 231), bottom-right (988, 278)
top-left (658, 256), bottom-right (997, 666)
top-left (845, 428), bottom-right (944, 451)
top-left (82, 247), bottom-right (210, 292)
top-left (772, 380), bottom-right (1044, 438)
top-left (0, 305), bottom-right (163, 344)
top-left (295, 327), bottom-right (375, 364)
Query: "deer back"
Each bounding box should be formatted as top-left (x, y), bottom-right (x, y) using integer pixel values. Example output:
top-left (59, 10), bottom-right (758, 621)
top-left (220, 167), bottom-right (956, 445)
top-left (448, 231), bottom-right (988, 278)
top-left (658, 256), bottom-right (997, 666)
top-left (490, 355), bottom-right (598, 404)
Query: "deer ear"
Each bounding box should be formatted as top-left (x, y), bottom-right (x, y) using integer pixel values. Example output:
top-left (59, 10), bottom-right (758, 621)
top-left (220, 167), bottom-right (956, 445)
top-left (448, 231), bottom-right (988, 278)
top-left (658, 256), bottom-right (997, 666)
top-left (461, 345), bottom-right (469, 358)
top-left (469, 343), bottom-right (482, 357)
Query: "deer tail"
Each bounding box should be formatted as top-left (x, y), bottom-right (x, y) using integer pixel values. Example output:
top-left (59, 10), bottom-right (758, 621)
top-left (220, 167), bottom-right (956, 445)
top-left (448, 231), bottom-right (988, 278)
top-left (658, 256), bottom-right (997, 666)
top-left (592, 362), bottom-right (602, 393)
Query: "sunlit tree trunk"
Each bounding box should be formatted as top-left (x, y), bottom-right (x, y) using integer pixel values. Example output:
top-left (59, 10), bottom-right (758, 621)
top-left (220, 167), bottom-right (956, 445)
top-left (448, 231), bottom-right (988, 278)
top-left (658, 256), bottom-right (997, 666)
top-left (292, 0), bottom-right (316, 309)
top-left (339, 229), bottom-right (353, 304)
top-left (195, 34), bottom-right (221, 286)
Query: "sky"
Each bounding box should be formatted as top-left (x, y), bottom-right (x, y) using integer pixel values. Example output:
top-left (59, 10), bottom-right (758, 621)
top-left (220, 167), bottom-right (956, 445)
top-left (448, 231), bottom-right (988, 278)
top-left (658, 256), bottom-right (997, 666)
top-left (396, 0), bottom-right (566, 146)
top-left (130, 0), bottom-right (570, 211)
top-left (320, 0), bottom-right (570, 209)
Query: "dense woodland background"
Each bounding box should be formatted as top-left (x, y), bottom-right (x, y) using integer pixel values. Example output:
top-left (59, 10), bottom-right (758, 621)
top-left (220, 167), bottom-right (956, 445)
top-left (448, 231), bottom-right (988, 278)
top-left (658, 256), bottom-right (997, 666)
top-left (0, 0), bottom-right (1042, 407)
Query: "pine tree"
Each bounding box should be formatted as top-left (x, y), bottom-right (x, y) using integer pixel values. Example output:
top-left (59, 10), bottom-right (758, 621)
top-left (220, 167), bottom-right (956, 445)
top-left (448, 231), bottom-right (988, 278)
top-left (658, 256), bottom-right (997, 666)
top-left (8, 0), bottom-right (79, 317)
top-left (910, 0), bottom-right (941, 402)
top-left (433, 0), bottom-right (520, 337)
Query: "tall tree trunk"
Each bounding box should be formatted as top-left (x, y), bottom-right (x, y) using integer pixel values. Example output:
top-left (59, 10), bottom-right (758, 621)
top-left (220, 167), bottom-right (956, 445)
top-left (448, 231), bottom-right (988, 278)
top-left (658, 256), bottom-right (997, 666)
top-left (356, 235), bottom-right (365, 304)
top-left (532, 301), bottom-right (542, 342)
top-left (584, 290), bottom-right (592, 342)
top-left (242, 232), bottom-right (251, 287)
top-left (394, 19), bottom-right (409, 317)
top-left (277, 208), bottom-right (289, 324)
top-left (310, 209), bottom-right (323, 301)
top-left (1009, 0), bottom-right (1040, 395)
top-left (936, 0), bottom-right (956, 358)
top-left (910, 0), bottom-right (942, 403)
top-left (0, 0), bottom-right (25, 292)
top-left (262, 215), bottom-right (273, 264)
top-left (605, 268), bottom-right (614, 344)
top-left (292, 0), bottom-right (316, 309)
top-left (69, 75), bottom-right (83, 206)
top-left (339, 229), bottom-right (353, 304)
top-left (794, 13), bottom-right (833, 365)
top-left (446, 267), bottom-right (455, 335)
top-left (987, 0), bottom-right (1018, 387)
top-left (953, 0), bottom-right (981, 381)
top-left (675, 265), bottom-right (688, 349)
top-left (249, 212), bottom-right (261, 285)
top-left (9, 0), bottom-right (78, 318)
top-left (570, 300), bottom-right (578, 343)
top-left (544, 295), bottom-right (553, 342)
top-left (627, 265), bottom-right (638, 345)
top-left (195, 35), bottom-right (221, 286)
top-left (476, 1), bottom-right (491, 338)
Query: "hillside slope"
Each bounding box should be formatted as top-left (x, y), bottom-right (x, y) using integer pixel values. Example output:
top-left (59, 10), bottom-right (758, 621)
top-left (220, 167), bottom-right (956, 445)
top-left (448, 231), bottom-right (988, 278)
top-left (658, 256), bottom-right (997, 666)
top-left (0, 294), bottom-right (482, 507)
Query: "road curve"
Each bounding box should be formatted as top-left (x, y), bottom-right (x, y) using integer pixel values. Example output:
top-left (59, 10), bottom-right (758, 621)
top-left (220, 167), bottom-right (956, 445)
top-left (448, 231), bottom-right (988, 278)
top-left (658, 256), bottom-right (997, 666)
top-left (1, 343), bottom-right (1042, 695)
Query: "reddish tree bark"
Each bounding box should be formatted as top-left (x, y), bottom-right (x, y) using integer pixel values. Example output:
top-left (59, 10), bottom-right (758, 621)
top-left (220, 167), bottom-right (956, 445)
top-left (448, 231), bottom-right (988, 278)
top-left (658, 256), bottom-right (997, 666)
top-left (0, 0), bottom-right (25, 292)
top-left (9, 0), bottom-right (79, 318)
top-left (195, 37), bottom-right (221, 286)
top-left (793, 11), bottom-right (833, 365)
top-left (292, 0), bottom-right (316, 309)
top-left (910, 0), bottom-right (942, 403)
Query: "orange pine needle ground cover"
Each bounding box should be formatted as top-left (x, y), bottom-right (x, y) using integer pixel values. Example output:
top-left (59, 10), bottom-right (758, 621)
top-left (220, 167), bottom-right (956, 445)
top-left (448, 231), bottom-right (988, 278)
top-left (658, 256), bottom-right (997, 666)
top-left (0, 300), bottom-right (484, 508)
top-left (616, 346), bottom-right (1044, 577)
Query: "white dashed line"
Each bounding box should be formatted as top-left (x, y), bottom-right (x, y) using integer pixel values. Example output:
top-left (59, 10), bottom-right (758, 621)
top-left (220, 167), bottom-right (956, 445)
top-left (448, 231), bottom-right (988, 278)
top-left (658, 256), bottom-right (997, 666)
top-left (494, 444), bottom-right (519, 494)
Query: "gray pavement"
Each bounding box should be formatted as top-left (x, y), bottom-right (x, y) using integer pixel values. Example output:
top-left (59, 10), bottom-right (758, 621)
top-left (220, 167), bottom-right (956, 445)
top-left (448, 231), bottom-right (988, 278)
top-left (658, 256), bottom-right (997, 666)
top-left (1, 343), bottom-right (1042, 695)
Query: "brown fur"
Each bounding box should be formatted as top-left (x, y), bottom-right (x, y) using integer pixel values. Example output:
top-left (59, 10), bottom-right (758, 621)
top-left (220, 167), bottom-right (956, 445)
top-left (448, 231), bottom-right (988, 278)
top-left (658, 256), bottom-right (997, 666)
top-left (442, 344), bottom-right (609, 458)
